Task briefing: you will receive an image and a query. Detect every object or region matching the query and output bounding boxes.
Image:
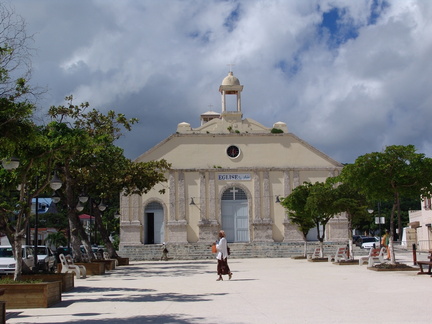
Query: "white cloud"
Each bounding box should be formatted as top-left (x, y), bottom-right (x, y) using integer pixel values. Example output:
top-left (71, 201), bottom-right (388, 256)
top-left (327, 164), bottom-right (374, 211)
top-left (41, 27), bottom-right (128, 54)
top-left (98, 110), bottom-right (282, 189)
top-left (11, 0), bottom-right (432, 162)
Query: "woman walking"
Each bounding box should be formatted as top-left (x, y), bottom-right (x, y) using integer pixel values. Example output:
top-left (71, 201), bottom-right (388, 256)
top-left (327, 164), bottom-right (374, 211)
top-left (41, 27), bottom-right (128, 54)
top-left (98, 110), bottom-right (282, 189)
top-left (214, 230), bottom-right (232, 281)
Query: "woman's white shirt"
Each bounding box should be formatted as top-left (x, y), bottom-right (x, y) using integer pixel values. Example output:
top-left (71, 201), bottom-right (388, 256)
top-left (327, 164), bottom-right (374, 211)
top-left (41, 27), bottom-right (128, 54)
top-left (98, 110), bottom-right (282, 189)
top-left (216, 237), bottom-right (228, 260)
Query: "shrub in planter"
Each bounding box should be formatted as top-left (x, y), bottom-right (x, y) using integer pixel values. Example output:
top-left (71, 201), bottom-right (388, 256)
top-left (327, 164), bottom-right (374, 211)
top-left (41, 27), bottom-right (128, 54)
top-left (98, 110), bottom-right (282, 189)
top-left (2, 272), bottom-right (74, 292)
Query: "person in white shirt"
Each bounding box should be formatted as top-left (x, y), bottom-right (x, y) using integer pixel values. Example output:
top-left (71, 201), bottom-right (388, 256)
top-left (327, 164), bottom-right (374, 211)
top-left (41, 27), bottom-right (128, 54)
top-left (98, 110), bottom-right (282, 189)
top-left (214, 230), bottom-right (232, 281)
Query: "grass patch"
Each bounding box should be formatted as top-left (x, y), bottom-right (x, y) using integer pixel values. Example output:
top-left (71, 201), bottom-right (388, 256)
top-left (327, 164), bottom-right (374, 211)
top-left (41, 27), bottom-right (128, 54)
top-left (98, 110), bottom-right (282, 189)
top-left (0, 278), bottom-right (43, 284)
top-left (368, 262), bottom-right (417, 271)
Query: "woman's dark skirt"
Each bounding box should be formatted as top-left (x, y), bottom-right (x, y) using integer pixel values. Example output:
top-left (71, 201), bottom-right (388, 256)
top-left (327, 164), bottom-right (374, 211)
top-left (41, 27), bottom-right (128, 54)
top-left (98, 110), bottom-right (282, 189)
top-left (217, 258), bottom-right (231, 275)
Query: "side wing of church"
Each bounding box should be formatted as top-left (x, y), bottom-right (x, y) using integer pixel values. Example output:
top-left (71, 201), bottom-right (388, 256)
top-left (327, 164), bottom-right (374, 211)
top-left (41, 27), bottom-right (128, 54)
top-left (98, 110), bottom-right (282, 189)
top-left (119, 72), bottom-right (348, 257)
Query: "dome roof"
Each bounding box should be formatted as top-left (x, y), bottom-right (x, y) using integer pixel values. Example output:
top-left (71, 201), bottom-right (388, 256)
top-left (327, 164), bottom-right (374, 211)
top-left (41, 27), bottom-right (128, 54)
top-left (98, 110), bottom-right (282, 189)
top-left (201, 111), bottom-right (220, 116)
top-left (222, 71), bottom-right (240, 86)
top-left (178, 122), bottom-right (191, 127)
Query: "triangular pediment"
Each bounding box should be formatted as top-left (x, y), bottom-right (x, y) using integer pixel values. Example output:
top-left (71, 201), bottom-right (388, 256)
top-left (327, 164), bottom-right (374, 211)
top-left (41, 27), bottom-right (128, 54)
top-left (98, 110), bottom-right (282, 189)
top-left (135, 132), bottom-right (342, 170)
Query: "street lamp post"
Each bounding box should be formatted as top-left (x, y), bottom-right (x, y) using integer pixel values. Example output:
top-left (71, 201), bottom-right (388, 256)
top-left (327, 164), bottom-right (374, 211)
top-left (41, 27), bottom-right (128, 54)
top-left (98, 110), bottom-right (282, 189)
top-left (76, 194), bottom-right (106, 247)
top-left (33, 173), bottom-right (63, 270)
top-left (370, 202), bottom-right (384, 247)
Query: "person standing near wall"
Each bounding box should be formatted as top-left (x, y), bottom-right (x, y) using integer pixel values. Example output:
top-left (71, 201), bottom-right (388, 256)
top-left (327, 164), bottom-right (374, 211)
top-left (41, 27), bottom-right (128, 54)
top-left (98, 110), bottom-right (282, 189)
top-left (214, 230), bottom-right (232, 281)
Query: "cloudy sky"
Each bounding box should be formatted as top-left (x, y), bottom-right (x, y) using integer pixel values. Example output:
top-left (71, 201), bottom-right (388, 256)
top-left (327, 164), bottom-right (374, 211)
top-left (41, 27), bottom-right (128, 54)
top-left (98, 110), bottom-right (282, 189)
top-left (10, 0), bottom-right (432, 163)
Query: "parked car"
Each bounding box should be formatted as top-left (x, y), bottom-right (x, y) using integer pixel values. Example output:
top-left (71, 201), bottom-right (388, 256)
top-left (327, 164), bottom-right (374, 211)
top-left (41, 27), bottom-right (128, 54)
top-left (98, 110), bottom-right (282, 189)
top-left (80, 245), bottom-right (106, 260)
top-left (35, 246), bottom-right (57, 273)
top-left (0, 245), bottom-right (35, 274)
top-left (352, 235), bottom-right (362, 246)
top-left (361, 237), bottom-right (379, 249)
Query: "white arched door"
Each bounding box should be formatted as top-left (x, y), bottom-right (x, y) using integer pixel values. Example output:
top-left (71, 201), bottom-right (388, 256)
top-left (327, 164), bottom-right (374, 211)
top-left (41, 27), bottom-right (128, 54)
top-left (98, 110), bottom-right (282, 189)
top-left (221, 187), bottom-right (249, 243)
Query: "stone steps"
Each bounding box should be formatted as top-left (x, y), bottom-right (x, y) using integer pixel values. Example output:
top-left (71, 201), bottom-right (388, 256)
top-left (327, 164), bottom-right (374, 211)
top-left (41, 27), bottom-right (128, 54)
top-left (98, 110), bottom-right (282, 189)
top-left (119, 242), bottom-right (369, 261)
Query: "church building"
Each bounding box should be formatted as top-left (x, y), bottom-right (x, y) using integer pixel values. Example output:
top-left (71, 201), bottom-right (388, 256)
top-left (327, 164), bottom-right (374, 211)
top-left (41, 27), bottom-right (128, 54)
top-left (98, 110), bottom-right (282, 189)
top-left (119, 72), bottom-right (348, 259)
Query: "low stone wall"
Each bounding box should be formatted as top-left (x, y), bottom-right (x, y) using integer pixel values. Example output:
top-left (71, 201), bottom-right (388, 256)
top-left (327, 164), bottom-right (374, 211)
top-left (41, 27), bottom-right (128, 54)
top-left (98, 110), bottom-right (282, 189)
top-left (119, 242), bottom-right (367, 261)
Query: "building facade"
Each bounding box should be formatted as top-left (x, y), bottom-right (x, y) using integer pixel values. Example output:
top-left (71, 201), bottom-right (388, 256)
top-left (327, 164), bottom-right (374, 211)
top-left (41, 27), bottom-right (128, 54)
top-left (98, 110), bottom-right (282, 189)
top-left (408, 197), bottom-right (432, 251)
top-left (119, 72), bottom-right (348, 257)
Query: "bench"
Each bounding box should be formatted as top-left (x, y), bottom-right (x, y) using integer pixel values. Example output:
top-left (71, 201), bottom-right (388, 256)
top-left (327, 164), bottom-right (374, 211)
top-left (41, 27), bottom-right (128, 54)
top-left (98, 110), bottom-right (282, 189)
top-left (328, 246), bottom-right (348, 262)
top-left (59, 254), bottom-right (86, 279)
top-left (359, 247), bottom-right (386, 267)
top-left (417, 251), bottom-right (432, 275)
top-left (309, 247), bottom-right (322, 259)
top-left (65, 255), bottom-right (87, 278)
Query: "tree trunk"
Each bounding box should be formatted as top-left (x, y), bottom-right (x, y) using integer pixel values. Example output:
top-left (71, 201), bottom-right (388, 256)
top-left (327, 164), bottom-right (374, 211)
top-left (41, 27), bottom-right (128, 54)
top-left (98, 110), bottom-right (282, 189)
top-left (397, 201), bottom-right (402, 242)
top-left (389, 194), bottom-right (398, 264)
top-left (319, 241), bottom-right (324, 258)
top-left (13, 236), bottom-right (24, 281)
top-left (63, 164), bottom-right (83, 262)
top-left (302, 233), bottom-right (307, 258)
top-left (68, 215), bottom-right (83, 262)
top-left (94, 209), bottom-right (118, 258)
top-left (74, 212), bottom-right (94, 260)
top-left (347, 212), bottom-right (354, 259)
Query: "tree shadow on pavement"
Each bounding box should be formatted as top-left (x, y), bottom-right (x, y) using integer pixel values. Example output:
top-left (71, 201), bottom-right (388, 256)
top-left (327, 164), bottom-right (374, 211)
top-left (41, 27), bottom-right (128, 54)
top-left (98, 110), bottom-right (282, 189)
top-left (8, 313), bottom-right (217, 324)
top-left (105, 261), bottom-right (216, 278)
top-left (53, 286), bottom-right (227, 307)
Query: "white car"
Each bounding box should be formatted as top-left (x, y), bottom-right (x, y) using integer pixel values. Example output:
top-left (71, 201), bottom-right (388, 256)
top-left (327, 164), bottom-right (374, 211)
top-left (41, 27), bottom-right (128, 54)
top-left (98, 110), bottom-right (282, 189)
top-left (361, 237), bottom-right (379, 249)
top-left (0, 245), bottom-right (35, 274)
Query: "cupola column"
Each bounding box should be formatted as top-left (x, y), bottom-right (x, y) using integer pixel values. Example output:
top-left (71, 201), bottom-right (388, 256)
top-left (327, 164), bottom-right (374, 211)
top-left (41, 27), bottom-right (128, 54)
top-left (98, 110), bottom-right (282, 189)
top-left (219, 71), bottom-right (244, 116)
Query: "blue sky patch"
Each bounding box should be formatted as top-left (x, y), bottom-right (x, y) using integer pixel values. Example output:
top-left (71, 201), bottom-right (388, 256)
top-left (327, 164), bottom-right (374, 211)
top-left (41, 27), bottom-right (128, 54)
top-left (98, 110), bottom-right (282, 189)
top-left (368, 0), bottom-right (389, 25)
top-left (318, 1), bottom-right (389, 48)
top-left (318, 7), bottom-right (359, 48)
top-left (275, 53), bottom-right (302, 78)
top-left (224, 3), bottom-right (241, 32)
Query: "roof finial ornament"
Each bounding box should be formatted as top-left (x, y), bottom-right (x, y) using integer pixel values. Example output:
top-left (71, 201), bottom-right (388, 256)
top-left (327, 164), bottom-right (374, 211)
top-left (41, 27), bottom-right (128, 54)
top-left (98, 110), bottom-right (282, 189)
top-left (227, 63), bottom-right (235, 73)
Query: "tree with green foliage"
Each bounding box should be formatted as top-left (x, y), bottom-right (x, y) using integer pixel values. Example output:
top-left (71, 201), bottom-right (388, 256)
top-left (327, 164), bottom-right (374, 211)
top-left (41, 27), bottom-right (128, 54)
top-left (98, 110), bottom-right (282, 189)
top-left (328, 178), bottom-right (369, 258)
top-left (282, 181), bottom-right (339, 256)
top-left (339, 145), bottom-right (432, 263)
top-left (47, 97), bottom-right (170, 261)
top-left (1, 122), bottom-right (66, 280)
top-left (0, 2), bottom-right (36, 157)
top-left (306, 181), bottom-right (339, 253)
top-left (280, 183), bottom-right (315, 256)
top-left (0, 3), bottom-right (59, 280)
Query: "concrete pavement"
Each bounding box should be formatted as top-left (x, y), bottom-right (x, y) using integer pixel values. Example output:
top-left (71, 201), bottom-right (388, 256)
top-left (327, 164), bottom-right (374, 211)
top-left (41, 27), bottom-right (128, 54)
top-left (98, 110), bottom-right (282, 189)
top-left (6, 250), bottom-right (431, 324)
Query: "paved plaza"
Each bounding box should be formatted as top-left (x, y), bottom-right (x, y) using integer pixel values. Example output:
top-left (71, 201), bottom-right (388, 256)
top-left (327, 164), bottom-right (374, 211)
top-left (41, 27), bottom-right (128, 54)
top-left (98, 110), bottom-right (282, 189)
top-left (6, 250), bottom-right (431, 324)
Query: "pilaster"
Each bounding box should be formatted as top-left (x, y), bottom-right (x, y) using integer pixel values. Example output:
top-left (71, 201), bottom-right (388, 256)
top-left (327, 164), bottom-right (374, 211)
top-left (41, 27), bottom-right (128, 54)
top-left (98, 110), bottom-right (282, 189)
top-left (252, 219), bottom-right (274, 242)
top-left (166, 220), bottom-right (188, 243)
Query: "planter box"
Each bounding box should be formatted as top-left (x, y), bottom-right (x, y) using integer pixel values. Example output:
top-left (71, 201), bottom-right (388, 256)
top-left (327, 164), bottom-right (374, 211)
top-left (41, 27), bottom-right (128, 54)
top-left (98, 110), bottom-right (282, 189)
top-left (0, 289), bottom-right (4, 324)
top-left (291, 256), bottom-right (307, 259)
top-left (117, 257), bottom-right (129, 266)
top-left (3, 273), bottom-right (74, 292)
top-left (308, 258), bottom-right (328, 262)
top-left (368, 266), bottom-right (418, 271)
top-left (96, 259), bottom-right (116, 271)
top-left (333, 260), bottom-right (359, 265)
top-left (0, 301), bottom-right (4, 324)
top-left (75, 262), bottom-right (105, 275)
top-left (0, 281), bottom-right (61, 309)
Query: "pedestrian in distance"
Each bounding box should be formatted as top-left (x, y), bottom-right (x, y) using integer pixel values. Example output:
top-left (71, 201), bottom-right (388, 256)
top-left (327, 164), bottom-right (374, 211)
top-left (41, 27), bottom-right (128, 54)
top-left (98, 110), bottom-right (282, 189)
top-left (214, 230), bottom-right (232, 281)
top-left (160, 243), bottom-right (169, 261)
top-left (381, 230), bottom-right (390, 260)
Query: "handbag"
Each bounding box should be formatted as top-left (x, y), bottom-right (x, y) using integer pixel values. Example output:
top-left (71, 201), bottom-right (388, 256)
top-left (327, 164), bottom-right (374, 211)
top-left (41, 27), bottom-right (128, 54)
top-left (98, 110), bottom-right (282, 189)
top-left (227, 246), bottom-right (231, 256)
top-left (211, 244), bottom-right (217, 253)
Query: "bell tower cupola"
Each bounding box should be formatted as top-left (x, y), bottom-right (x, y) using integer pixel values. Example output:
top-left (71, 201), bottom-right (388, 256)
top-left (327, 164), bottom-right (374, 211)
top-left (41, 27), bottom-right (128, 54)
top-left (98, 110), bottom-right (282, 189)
top-left (219, 71), bottom-right (244, 121)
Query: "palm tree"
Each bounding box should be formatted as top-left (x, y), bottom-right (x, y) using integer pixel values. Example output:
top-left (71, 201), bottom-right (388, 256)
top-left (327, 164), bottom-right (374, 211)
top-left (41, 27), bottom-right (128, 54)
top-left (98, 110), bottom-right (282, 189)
top-left (46, 231), bottom-right (67, 249)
